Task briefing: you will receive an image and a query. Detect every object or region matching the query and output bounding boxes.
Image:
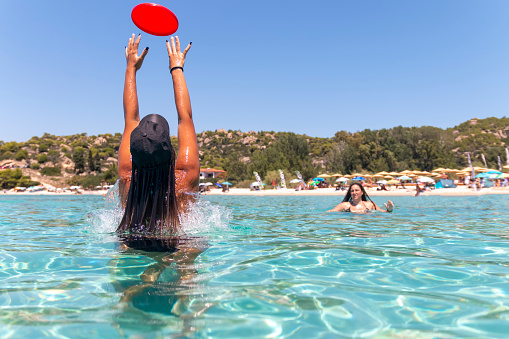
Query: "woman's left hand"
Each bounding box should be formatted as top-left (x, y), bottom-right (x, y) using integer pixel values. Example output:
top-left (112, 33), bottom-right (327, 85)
top-left (384, 200), bottom-right (394, 212)
top-left (166, 36), bottom-right (191, 70)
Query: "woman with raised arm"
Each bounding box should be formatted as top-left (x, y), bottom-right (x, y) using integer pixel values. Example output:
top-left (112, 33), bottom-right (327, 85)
top-left (327, 183), bottom-right (394, 213)
top-left (116, 34), bottom-right (199, 249)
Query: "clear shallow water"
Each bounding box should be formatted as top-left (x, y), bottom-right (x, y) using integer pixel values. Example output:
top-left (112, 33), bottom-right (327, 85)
top-left (1, 194), bottom-right (509, 338)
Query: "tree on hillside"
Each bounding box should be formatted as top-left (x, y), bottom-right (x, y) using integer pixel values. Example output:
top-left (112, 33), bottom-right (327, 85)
top-left (223, 155), bottom-right (249, 183)
top-left (73, 147), bottom-right (86, 174)
top-left (247, 133), bottom-right (316, 180)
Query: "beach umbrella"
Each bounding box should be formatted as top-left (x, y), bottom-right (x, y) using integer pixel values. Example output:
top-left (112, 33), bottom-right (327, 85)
top-left (331, 173), bottom-right (343, 177)
top-left (417, 177), bottom-right (435, 183)
top-left (352, 176), bottom-right (365, 181)
top-left (317, 174), bottom-right (332, 178)
top-left (495, 173), bottom-right (509, 178)
top-left (221, 181), bottom-right (233, 186)
top-left (388, 172), bottom-right (400, 176)
top-left (289, 179), bottom-right (302, 183)
top-left (313, 177), bottom-right (325, 181)
top-left (336, 177), bottom-right (349, 182)
top-left (376, 180), bottom-right (387, 184)
top-left (475, 173), bottom-right (489, 178)
top-left (486, 170), bottom-right (502, 175)
top-left (375, 171), bottom-right (390, 176)
top-left (384, 175), bottom-right (393, 179)
top-left (199, 183), bottom-right (207, 186)
top-left (351, 173), bottom-right (364, 177)
top-left (387, 180), bottom-right (400, 185)
top-left (215, 183), bottom-right (222, 187)
top-left (432, 168), bottom-right (447, 172)
top-left (205, 182), bottom-right (214, 186)
top-left (396, 176), bottom-right (412, 181)
top-left (442, 168), bottom-right (458, 173)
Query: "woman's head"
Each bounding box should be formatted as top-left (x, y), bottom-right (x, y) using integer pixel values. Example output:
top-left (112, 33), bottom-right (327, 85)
top-left (117, 114), bottom-right (180, 235)
top-left (343, 182), bottom-right (367, 202)
top-left (342, 182), bottom-right (377, 209)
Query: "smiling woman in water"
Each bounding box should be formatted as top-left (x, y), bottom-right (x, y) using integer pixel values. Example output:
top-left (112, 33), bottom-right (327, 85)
top-left (327, 182), bottom-right (394, 213)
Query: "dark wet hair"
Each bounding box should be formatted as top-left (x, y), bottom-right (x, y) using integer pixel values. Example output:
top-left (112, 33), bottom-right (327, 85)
top-left (117, 114), bottom-right (180, 236)
top-left (342, 182), bottom-right (378, 210)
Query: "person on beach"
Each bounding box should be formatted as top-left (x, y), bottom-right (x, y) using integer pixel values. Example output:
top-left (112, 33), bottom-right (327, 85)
top-left (327, 182), bottom-right (394, 213)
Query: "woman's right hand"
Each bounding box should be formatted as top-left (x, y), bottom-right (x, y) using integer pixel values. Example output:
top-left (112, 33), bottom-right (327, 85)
top-left (125, 34), bottom-right (148, 71)
top-left (166, 36), bottom-right (191, 70)
top-left (384, 200), bottom-right (394, 212)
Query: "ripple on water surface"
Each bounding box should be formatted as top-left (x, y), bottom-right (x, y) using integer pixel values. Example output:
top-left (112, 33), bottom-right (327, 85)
top-left (0, 194), bottom-right (508, 337)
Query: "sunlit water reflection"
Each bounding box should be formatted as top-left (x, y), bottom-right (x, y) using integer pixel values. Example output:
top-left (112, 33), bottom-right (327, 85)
top-left (0, 194), bottom-right (508, 338)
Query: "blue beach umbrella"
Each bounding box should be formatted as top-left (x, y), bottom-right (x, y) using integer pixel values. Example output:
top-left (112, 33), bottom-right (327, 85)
top-left (352, 176), bottom-right (365, 181)
top-left (221, 181), bottom-right (233, 186)
top-left (215, 183), bottom-right (222, 187)
top-left (475, 173), bottom-right (489, 178)
top-left (313, 177), bottom-right (325, 181)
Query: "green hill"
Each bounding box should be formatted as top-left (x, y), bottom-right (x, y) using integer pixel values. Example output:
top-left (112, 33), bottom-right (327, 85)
top-left (1, 117), bottom-right (508, 189)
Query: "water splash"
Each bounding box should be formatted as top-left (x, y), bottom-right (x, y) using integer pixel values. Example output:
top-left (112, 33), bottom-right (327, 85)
top-left (180, 193), bottom-right (233, 235)
top-left (85, 181), bottom-right (232, 237)
top-left (85, 181), bottom-right (124, 235)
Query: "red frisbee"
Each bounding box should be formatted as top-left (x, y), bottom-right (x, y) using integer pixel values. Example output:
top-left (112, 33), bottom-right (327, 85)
top-left (131, 3), bottom-right (179, 36)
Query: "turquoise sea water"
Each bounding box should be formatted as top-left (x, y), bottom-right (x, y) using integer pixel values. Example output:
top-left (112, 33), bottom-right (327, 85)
top-left (1, 194), bottom-right (509, 338)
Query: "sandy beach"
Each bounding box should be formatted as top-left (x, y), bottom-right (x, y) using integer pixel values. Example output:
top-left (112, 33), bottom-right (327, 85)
top-left (203, 186), bottom-right (509, 197)
top-left (1, 190), bottom-right (110, 196)
top-left (3, 186), bottom-right (509, 197)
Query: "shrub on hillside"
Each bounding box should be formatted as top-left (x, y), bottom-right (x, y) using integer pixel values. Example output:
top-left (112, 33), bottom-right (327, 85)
top-left (38, 144), bottom-right (48, 153)
top-left (40, 166), bottom-right (62, 176)
top-left (30, 163), bottom-right (40, 170)
top-left (0, 151), bottom-right (13, 160)
top-left (47, 150), bottom-right (60, 163)
top-left (14, 150), bottom-right (28, 161)
top-left (0, 169), bottom-right (39, 189)
top-left (37, 154), bottom-right (48, 163)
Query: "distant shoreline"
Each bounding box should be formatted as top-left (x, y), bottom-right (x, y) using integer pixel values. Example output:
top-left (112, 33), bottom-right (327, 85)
top-left (3, 187), bottom-right (509, 197)
top-left (203, 187), bottom-right (509, 197)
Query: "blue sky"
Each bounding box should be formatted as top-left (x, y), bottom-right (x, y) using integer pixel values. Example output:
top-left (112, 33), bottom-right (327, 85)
top-left (1, 1), bottom-right (509, 142)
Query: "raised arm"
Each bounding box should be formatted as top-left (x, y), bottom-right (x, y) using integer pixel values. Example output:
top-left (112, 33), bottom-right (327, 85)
top-left (166, 36), bottom-right (199, 191)
top-left (118, 34), bottom-right (149, 180)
